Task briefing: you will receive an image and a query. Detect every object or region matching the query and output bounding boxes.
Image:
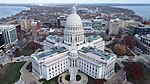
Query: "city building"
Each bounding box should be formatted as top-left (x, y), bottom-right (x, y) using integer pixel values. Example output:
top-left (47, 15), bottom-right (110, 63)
top-left (129, 26), bottom-right (150, 36)
top-left (143, 21), bottom-right (150, 26)
top-left (31, 7), bottom-right (116, 83)
top-left (20, 19), bottom-right (31, 31)
top-left (39, 28), bottom-right (55, 36)
top-left (140, 34), bottom-right (150, 54)
top-left (82, 20), bottom-right (94, 33)
top-left (42, 22), bottom-right (53, 28)
top-left (0, 31), bottom-right (4, 47)
top-left (115, 18), bottom-right (126, 28)
top-left (31, 21), bottom-right (41, 37)
top-left (135, 34), bottom-right (150, 54)
top-left (77, 8), bottom-right (89, 14)
top-left (108, 20), bottom-right (119, 35)
top-left (92, 19), bottom-right (104, 29)
top-left (57, 14), bottom-right (68, 28)
top-left (125, 20), bottom-right (142, 27)
top-left (0, 25), bottom-right (18, 47)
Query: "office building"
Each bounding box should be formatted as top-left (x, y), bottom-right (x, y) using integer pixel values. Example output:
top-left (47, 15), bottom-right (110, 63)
top-left (108, 20), bottom-right (119, 35)
top-left (82, 20), bottom-right (94, 33)
top-left (0, 25), bottom-right (17, 47)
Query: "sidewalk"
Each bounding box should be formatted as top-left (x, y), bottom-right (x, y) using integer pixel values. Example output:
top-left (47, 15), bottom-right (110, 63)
top-left (15, 61), bottom-right (41, 84)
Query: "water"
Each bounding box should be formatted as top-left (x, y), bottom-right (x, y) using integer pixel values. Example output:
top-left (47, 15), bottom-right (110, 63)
top-left (0, 6), bottom-right (30, 19)
top-left (115, 6), bottom-right (150, 19)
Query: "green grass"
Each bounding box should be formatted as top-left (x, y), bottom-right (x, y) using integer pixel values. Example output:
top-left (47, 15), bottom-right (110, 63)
top-left (76, 75), bottom-right (81, 81)
top-left (26, 62), bottom-right (32, 72)
top-left (125, 49), bottom-right (134, 56)
top-left (87, 75), bottom-right (95, 84)
top-left (65, 74), bottom-right (70, 81)
top-left (115, 63), bottom-right (121, 72)
top-left (21, 46), bottom-right (36, 56)
top-left (106, 42), bottom-right (114, 49)
top-left (104, 50), bottom-right (111, 53)
top-left (39, 76), bottom-right (59, 84)
top-left (0, 62), bottom-right (25, 84)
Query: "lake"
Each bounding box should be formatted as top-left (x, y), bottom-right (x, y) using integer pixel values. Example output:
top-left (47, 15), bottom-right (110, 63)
top-left (0, 6), bottom-right (30, 19)
top-left (115, 6), bottom-right (150, 19)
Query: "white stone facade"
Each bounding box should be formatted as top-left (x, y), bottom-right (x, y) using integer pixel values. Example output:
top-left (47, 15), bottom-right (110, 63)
top-left (32, 6), bottom-right (117, 83)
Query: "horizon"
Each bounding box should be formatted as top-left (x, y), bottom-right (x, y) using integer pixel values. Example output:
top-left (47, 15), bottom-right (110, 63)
top-left (0, 0), bottom-right (150, 4)
top-left (1, 3), bottom-right (150, 4)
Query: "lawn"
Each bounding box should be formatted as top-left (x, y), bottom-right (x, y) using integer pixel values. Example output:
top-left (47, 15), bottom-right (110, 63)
top-left (87, 75), bottom-right (95, 84)
top-left (26, 62), bottom-right (32, 72)
top-left (106, 42), bottom-right (114, 49)
top-left (125, 48), bottom-right (134, 56)
top-left (21, 46), bottom-right (36, 56)
top-left (21, 41), bottom-right (42, 56)
top-left (115, 63), bottom-right (121, 72)
top-left (0, 62), bottom-right (25, 84)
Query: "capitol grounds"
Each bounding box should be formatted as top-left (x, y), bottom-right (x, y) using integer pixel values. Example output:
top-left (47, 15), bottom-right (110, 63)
top-left (0, 34), bottom-right (150, 84)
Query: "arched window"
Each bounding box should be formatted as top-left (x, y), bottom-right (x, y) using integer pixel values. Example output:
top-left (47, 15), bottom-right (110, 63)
top-left (75, 37), bottom-right (77, 42)
top-left (70, 36), bottom-right (72, 42)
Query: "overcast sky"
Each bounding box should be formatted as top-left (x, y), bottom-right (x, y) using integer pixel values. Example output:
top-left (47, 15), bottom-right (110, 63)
top-left (0, 0), bottom-right (150, 4)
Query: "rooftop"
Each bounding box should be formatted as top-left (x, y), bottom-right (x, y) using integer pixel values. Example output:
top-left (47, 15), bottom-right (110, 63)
top-left (141, 34), bottom-right (150, 40)
top-left (36, 47), bottom-right (67, 59)
top-left (0, 25), bottom-right (15, 29)
top-left (87, 35), bottom-right (102, 42)
top-left (82, 47), bottom-right (110, 60)
top-left (46, 35), bottom-right (63, 43)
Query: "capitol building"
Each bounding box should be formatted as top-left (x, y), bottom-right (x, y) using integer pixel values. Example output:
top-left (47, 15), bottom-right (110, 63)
top-left (31, 6), bottom-right (117, 83)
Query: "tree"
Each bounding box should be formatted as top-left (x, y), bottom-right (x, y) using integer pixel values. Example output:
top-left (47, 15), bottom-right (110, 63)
top-left (115, 33), bottom-right (122, 39)
top-left (28, 41), bottom-right (41, 50)
top-left (113, 44), bottom-right (126, 56)
top-left (13, 48), bottom-right (21, 57)
top-left (92, 79), bottom-right (106, 84)
top-left (121, 35), bottom-right (137, 49)
top-left (124, 62), bottom-right (144, 80)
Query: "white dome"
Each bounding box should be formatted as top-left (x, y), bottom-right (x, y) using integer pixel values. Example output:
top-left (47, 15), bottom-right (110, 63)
top-left (70, 50), bottom-right (78, 54)
top-left (66, 13), bottom-right (82, 27)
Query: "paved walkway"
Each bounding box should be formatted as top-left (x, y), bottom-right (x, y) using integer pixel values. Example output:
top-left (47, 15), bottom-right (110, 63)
top-left (106, 69), bottom-right (128, 84)
top-left (58, 72), bottom-right (88, 84)
top-left (15, 61), bottom-right (41, 84)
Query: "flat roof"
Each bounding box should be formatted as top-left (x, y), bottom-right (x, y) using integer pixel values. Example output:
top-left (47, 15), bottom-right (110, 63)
top-left (137, 27), bottom-right (150, 29)
top-left (0, 25), bottom-right (15, 29)
top-left (47, 35), bottom-right (63, 43)
top-left (36, 47), bottom-right (67, 59)
top-left (82, 47), bottom-right (110, 60)
top-left (87, 35), bottom-right (102, 42)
